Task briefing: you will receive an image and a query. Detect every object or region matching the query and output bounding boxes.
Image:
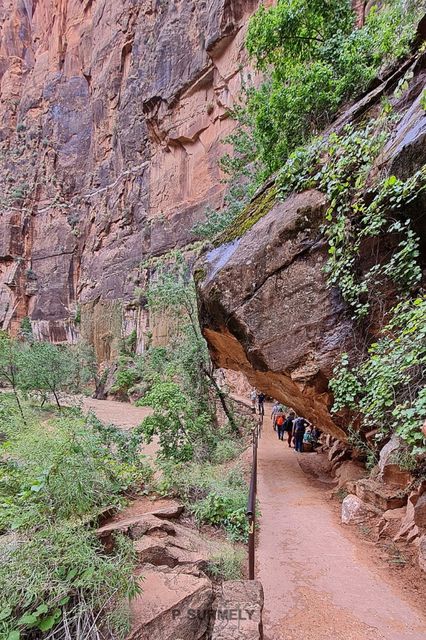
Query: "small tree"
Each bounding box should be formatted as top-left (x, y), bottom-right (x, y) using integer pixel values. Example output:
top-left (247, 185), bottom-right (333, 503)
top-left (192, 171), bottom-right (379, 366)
top-left (0, 331), bottom-right (25, 420)
top-left (136, 253), bottom-right (238, 462)
top-left (19, 316), bottom-right (33, 342)
top-left (19, 342), bottom-right (76, 409)
top-left (138, 381), bottom-right (214, 461)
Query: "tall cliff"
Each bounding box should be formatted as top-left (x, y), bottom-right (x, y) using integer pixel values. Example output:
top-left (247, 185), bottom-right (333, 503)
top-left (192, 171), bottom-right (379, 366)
top-left (0, 0), bottom-right (261, 360)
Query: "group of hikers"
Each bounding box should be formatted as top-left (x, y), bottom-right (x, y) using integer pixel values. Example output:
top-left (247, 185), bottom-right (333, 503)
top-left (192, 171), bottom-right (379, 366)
top-left (250, 389), bottom-right (321, 453)
top-left (271, 401), bottom-right (321, 453)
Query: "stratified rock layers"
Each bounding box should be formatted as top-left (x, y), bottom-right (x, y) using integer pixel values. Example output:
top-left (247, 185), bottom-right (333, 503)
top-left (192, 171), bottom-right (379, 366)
top-left (0, 0), bottom-right (259, 358)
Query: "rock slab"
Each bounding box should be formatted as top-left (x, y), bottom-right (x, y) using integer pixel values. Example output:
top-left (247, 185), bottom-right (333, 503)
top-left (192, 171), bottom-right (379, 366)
top-left (128, 568), bottom-right (213, 640)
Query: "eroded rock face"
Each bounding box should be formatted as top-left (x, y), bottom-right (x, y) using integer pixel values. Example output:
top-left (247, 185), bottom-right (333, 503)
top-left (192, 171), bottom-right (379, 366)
top-left (196, 51), bottom-right (426, 438)
top-left (0, 0), bottom-right (259, 358)
top-left (196, 190), bottom-right (351, 438)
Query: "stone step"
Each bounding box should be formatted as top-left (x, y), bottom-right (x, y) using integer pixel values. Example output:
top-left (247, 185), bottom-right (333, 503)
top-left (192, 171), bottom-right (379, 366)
top-left (127, 567), bottom-right (213, 640)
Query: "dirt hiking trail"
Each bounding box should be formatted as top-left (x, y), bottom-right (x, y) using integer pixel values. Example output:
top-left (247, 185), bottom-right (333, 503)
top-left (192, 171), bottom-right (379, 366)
top-left (257, 410), bottom-right (425, 640)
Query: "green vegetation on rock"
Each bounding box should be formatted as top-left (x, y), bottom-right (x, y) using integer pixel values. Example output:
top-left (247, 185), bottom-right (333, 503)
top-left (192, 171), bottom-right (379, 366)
top-left (215, 185), bottom-right (277, 245)
top-left (159, 461), bottom-right (249, 542)
top-left (246, 0), bottom-right (424, 171)
top-left (331, 297), bottom-right (426, 455)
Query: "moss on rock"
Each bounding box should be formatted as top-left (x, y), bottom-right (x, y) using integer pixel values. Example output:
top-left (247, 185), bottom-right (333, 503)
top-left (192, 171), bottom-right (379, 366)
top-left (214, 186), bottom-right (277, 246)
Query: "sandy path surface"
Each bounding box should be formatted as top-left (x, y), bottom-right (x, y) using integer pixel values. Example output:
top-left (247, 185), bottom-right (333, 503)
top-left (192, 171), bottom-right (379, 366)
top-left (256, 411), bottom-right (426, 640)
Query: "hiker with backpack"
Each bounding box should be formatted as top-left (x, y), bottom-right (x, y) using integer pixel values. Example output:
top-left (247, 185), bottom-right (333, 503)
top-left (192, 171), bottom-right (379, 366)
top-left (276, 412), bottom-right (286, 440)
top-left (292, 416), bottom-right (311, 453)
top-left (283, 412), bottom-right (295, 447)
top-left (271, 401), bottom-right (283, 431)
top-left (250, 389), bottom-right (257, 413)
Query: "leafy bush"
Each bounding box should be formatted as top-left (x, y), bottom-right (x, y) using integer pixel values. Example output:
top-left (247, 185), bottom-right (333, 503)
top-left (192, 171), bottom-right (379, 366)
top-left (160, 462), bottom-right (249, 541)
top-left (330, 297), bottom-right (426, 456)
top-left (245, 0), bottom-right (423, 171)
top-left (0, 525), bottom-right (139, 639)
top-left (137, 381), bottom-right (215, 462)
top-left (192, 493), bottom-right (248, 542)
top-left (211, 438), bottom-right (241, 464)
top-left (111, 362), bottom-right (139, 397)
top-left (0, 408), bottom-right (152, 531)
top-left (0, 401), bottom-right (151, 637)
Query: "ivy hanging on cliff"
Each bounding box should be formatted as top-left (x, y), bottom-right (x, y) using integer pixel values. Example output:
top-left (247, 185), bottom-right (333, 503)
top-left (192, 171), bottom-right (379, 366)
top-left (276, 117), bottom-right (425, 319)
top-left (330, 297), bottom-right (426, 455)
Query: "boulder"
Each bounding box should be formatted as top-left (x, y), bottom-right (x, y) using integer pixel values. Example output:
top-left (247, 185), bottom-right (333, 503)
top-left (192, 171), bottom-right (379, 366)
top-left (419, 535), bottom-right (426, 573)
top-left (211, 580), bottom-right (264, 640)
top-left (127, 567), bottom-right (213, 640)
top-left (150, 502), bottom-right (185, 520)
top-left (334, 461), bottom-right (368, 489)
top-left (378, 507), bottom-right (406, 539)
top-left (355, 478), bottom-right (407, 512)
top-left (97, 513), bottom-right (177, 545)
top-left (133, 523), bottom-right (217, 570)
top-left (382, 464), bottom-right (412, 489)
top-left (341, 495), bottom-right (378, 525)
top-left (393, 485), bottom-right (426, 542)
top-left (99, 510), bottom-right (222, 570)
top-left (413, 492), bottom-right (426, 529)
top-left (196, 189), bottom-right (351, 441)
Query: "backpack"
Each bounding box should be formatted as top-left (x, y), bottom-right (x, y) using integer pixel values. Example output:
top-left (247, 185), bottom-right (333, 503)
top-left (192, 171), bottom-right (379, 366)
top-left (294, 418), bottom-right (306, 433)
top-left (276, 415), bottom-right (285, 426)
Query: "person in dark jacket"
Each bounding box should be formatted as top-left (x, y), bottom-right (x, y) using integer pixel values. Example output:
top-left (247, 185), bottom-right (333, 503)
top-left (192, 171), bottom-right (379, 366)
top-left (283, 412), bottom-right (295, 448)
top-left (292, 416), bottom-right (310, 453)
top-left (257, 392), bottom-right (265, 416)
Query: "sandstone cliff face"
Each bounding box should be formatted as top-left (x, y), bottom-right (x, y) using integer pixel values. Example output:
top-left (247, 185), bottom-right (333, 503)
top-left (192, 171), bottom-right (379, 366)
top-left (196, 54), bottom-right (426, 437)
top-left (0, 0), bottom-right (259, 359)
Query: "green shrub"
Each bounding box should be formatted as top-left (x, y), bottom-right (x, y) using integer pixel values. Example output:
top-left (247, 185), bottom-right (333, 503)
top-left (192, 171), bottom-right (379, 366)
top-left (207, 547), bottom-right (246, 581)
top-left (0, 400), bottom-right (151, 638)
top-left (160, 462), bottom-right (249, 542)
top-left (211, 439), bottom-right (241, 464)
top-left (111, 365), bottom-right (139, 396)
top-left (0, 410), bottom-right (152, 531)
top-left (0, 525), bottom-right (139, 639)
top-left (245, 0), bottom-right (423, 171)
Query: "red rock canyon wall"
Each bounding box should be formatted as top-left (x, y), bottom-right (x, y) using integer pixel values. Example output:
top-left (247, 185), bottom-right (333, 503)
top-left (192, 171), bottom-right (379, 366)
top-left (0, 0), bottom-right (260, 360)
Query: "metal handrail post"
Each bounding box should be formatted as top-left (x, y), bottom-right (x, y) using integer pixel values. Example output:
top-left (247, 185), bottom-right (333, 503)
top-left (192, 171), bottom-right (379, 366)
top-left (247, 414), bottom-right (262, 580)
